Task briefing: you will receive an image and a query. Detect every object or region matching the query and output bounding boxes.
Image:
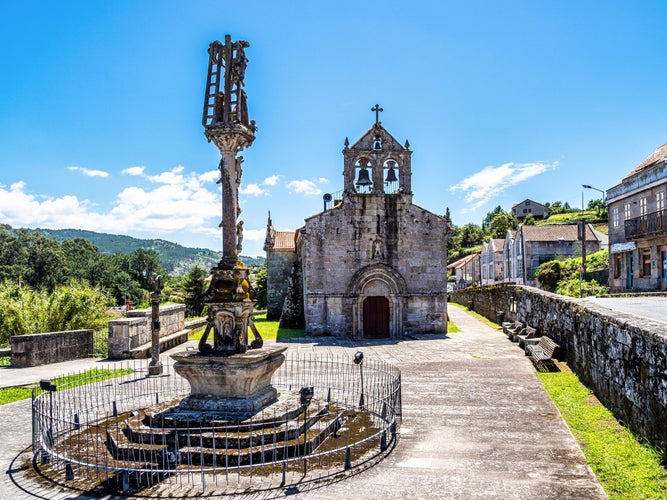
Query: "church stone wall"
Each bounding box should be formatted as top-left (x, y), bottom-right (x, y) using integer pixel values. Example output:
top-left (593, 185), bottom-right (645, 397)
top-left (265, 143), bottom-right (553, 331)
top-left (404, 295), bottom-right (448, 333)
top-left (451, 284), bottom-right (667, 451)
top-left (266, 250), bottom-right (296, 320)
top-left (301, 194), bottom-right (448, 336)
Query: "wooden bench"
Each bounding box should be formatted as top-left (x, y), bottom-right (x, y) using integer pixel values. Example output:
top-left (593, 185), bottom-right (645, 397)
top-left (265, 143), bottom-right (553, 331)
top-left (525, 336), bottom-right (559, 371)
top-left (503, 321), bottom-right (524, 338)
top-left (515, 326), bottom-right (538, 347)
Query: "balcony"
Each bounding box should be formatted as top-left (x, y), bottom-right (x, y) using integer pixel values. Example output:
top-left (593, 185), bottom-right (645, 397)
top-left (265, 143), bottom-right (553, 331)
top-left (625, 210), bottom-right (667, 239)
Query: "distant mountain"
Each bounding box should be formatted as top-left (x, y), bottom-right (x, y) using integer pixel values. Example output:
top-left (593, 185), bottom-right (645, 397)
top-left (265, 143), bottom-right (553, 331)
top-left (32, 228), bottom-right (265, 275)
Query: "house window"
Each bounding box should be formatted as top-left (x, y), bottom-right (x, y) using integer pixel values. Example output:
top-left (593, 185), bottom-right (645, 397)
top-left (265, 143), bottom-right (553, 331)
top-left (624, 202), bottom-right (631, 220)
top-left (612, 207), bottom-right (619, 228)
top-left (657, 191), bottom-right (665, 212)
top-left (614, 253), bottom-right (622, 279)
top-left (641, 248), bottom-right (651, 277)
top-left (639, 197), bottom-right (648, 216)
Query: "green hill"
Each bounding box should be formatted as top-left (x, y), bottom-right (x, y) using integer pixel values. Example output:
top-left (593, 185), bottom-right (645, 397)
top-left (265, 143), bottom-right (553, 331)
top-left (31, 228), bottom-right (265, 275)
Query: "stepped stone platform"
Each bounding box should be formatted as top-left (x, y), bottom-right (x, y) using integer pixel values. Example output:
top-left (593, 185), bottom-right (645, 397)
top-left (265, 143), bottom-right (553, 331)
top-left (0, 306), bottom-right (606, 499)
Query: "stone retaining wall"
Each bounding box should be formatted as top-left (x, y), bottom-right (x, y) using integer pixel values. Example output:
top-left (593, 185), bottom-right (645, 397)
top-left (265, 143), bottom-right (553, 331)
top-left (108, 304), bottom-right (186, 359)
top-left (10, 329), bottom-right (93, 368)
top-left (451, 284), bottom-right (667, 450)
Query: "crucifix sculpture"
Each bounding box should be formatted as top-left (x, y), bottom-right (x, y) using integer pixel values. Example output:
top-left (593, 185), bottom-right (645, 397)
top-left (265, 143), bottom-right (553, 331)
top-left (371, 104), bottom-right (383, 124)
top-left (200, 35), bottom-right (262, 356)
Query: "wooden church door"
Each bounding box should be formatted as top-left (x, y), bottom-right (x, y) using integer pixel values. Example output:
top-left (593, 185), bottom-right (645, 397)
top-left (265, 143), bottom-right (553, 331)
top-left (363, 296), bottom-right (389, 338)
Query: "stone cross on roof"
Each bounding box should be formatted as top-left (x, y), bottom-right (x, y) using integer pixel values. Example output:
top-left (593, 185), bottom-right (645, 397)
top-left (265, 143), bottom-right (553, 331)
top-left (371, 104), bottom-right (383, 124)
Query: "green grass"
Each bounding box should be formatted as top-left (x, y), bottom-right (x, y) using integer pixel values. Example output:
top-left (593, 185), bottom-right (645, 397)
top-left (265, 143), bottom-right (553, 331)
top-left (538, 369), bottom-right (667, 499)
top-left (449, 302), bottom-right (503, 330)
top-left (253, 314), bottom-right (304, 340)
top-left (0, 367), bottom-right (133, 406)
top-left (447, 321), bottom-right (460, 333)
top-left (188, 313), bottom-right (305, 342)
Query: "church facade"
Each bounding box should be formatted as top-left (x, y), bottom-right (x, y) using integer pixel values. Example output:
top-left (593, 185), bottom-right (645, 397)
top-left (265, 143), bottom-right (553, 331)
top-left (265, 114), bottom-right (451, 339)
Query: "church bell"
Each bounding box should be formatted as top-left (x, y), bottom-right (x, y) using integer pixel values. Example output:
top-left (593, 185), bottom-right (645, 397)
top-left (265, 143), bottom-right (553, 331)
top-left (385, 163), bottom-right (398, 183)
top-left (355, 168), bottom-right (373, 187)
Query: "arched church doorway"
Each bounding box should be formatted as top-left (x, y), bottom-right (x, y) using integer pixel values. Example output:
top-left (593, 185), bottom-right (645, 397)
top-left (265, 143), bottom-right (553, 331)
top-left (363, 296), bottom-right (389, 338)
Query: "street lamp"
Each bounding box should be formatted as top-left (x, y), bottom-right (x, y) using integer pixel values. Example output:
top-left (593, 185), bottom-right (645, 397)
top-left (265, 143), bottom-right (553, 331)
top-left (582, 184), bottom-right (606, 217)
top-left (582, 184), bottom-right (606, 200)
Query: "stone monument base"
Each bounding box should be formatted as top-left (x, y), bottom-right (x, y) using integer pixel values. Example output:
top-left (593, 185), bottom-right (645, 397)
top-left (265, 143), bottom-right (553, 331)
top-left (170, 344), bottom-right (287, 420)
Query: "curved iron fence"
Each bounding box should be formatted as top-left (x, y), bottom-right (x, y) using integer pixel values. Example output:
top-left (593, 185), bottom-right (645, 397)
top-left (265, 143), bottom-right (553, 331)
top-left (32, 352), bottom-right (401, 495)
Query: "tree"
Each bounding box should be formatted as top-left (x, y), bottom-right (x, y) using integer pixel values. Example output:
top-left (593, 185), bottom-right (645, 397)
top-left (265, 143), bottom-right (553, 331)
top-left (483, 205), bottom-right (505, 228)
top-left (0, 226), bottom-right (28, 283)
top-left (183, 265), bottom-right (207, 317)
top-left (254, 266), bottom-right (267, 310)
top-left (458, 223), bottom-right (486, 248)
top-left (19, 230), bottom-right (66, 290)
top-left (62, 238), bottom-right (101, 284)
top-left (522, 214), bottom-right (536, 225)
top-left (488, 211), bottom-right (518, 239)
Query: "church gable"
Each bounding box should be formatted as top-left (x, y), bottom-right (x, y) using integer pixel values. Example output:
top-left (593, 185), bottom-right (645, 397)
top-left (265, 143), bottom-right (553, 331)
top-left (348, 122), bottom-right (406, 153)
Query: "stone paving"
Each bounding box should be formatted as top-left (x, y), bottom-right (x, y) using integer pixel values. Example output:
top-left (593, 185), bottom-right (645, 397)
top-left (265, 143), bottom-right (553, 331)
top-left (0, 307), bottom-right (606, 499)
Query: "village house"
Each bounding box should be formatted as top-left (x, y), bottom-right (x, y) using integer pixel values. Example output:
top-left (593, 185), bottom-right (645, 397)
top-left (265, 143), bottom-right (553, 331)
top-left (607, 143), bottom-right (667, 292)
top-left (502, 224), bottom-right (601, 286)
top-left (447, 253), bottom-right (481, 288)
top-left (511, 198), bottom-right (549, 220)
top-left (480, 238), bottom-right (504, 285)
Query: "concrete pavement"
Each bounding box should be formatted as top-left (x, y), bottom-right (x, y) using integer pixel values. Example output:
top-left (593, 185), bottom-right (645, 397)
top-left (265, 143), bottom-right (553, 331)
top-left (0, 306), bottom-right (606, 499)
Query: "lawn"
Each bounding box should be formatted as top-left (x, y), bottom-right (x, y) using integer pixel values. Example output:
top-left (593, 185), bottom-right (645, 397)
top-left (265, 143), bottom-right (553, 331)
top-left (539, 368), bottom-right (667, 499)
top-left (188, 313), bottom-right (305, 342)
top-left (0, 367), bottom-right (133, 406)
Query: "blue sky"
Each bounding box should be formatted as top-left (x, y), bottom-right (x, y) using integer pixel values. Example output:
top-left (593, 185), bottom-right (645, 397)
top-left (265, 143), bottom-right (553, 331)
top-left (1, 1), bottom-right (666, 257)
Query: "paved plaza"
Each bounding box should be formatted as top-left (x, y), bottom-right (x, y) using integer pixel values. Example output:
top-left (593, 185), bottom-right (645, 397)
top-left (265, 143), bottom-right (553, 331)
top-left (0, 307), bottom-right (606, 499)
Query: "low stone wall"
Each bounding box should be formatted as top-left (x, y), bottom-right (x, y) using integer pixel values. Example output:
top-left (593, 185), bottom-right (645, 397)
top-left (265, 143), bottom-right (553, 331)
top-left (451, 284), bottom-right (667, 450)
top-left (10, 329), bottom-right (93, 368)
top-left (108, 304), bottom-right (186, 359)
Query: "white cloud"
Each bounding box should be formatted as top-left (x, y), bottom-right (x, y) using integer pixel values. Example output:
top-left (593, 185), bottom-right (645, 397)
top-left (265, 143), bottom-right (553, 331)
top-left (451, 161), bottom-right (557, 211)
top-left (122, 166), bottom-right (146, 176)
top-left (199, 170), bottom-right (219, 183)
top-left (0, 165), bottom-right (224, 237)
top-left (263, 175), bottom-right (279, 186)
top-left (67, 166), bottom-right (110, 178)
top-left (239, 183), bottom-right (266, 196)
top-left (242, 228), bottom-right (266, 241)
top-left (286, 179), bottom-right (324, 196)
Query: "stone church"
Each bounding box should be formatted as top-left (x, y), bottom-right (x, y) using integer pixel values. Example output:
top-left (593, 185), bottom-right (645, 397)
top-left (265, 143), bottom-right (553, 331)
top-left (264, 112), bottom-right (451, 339)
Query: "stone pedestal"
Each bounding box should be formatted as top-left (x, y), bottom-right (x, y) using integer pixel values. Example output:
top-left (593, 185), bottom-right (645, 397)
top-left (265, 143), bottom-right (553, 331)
top-left (171, 345), bottom-right (287, 416)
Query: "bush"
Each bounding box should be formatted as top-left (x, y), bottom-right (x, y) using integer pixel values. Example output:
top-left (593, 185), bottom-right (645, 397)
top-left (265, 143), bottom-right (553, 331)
top-left (0, 280), bottom-right (113, 346)
top-left (536, 260), bottom-right (562, 292)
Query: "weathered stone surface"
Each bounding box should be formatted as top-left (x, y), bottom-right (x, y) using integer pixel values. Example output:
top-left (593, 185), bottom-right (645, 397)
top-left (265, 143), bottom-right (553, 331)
top-left (10, 329), bottom-right (93, 368)
top-left (108, 304), bottom-right (186, 359)
top-left (452, 284), bottom-right (667, 451)
top-left (171, 344), bottom-right (287, 418)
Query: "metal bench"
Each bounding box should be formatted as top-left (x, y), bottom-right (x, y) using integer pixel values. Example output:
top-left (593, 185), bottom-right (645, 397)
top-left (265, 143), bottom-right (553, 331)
top-left (525, 336), bottom-right (559, 371)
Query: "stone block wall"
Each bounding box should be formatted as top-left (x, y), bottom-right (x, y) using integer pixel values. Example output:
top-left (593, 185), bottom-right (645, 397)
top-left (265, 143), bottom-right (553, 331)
top-left (266, 250), bottom-right (296, 320)
top-left (451, 284), bottom-right (667, 450)
top-left (108, 304), bottom-right (186, 359)
top-left (11, 329), bottom-right (93, 368)
top-left (403, 295), bottom-right (448, 333)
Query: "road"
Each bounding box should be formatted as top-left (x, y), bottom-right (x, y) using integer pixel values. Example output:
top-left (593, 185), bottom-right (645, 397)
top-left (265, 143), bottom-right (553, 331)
top-left (582, 296), bottom-right (667, 325)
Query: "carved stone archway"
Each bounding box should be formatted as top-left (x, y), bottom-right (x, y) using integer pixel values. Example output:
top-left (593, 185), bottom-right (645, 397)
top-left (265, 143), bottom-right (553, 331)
top-left (348, 264), bottom-right (406, 339)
